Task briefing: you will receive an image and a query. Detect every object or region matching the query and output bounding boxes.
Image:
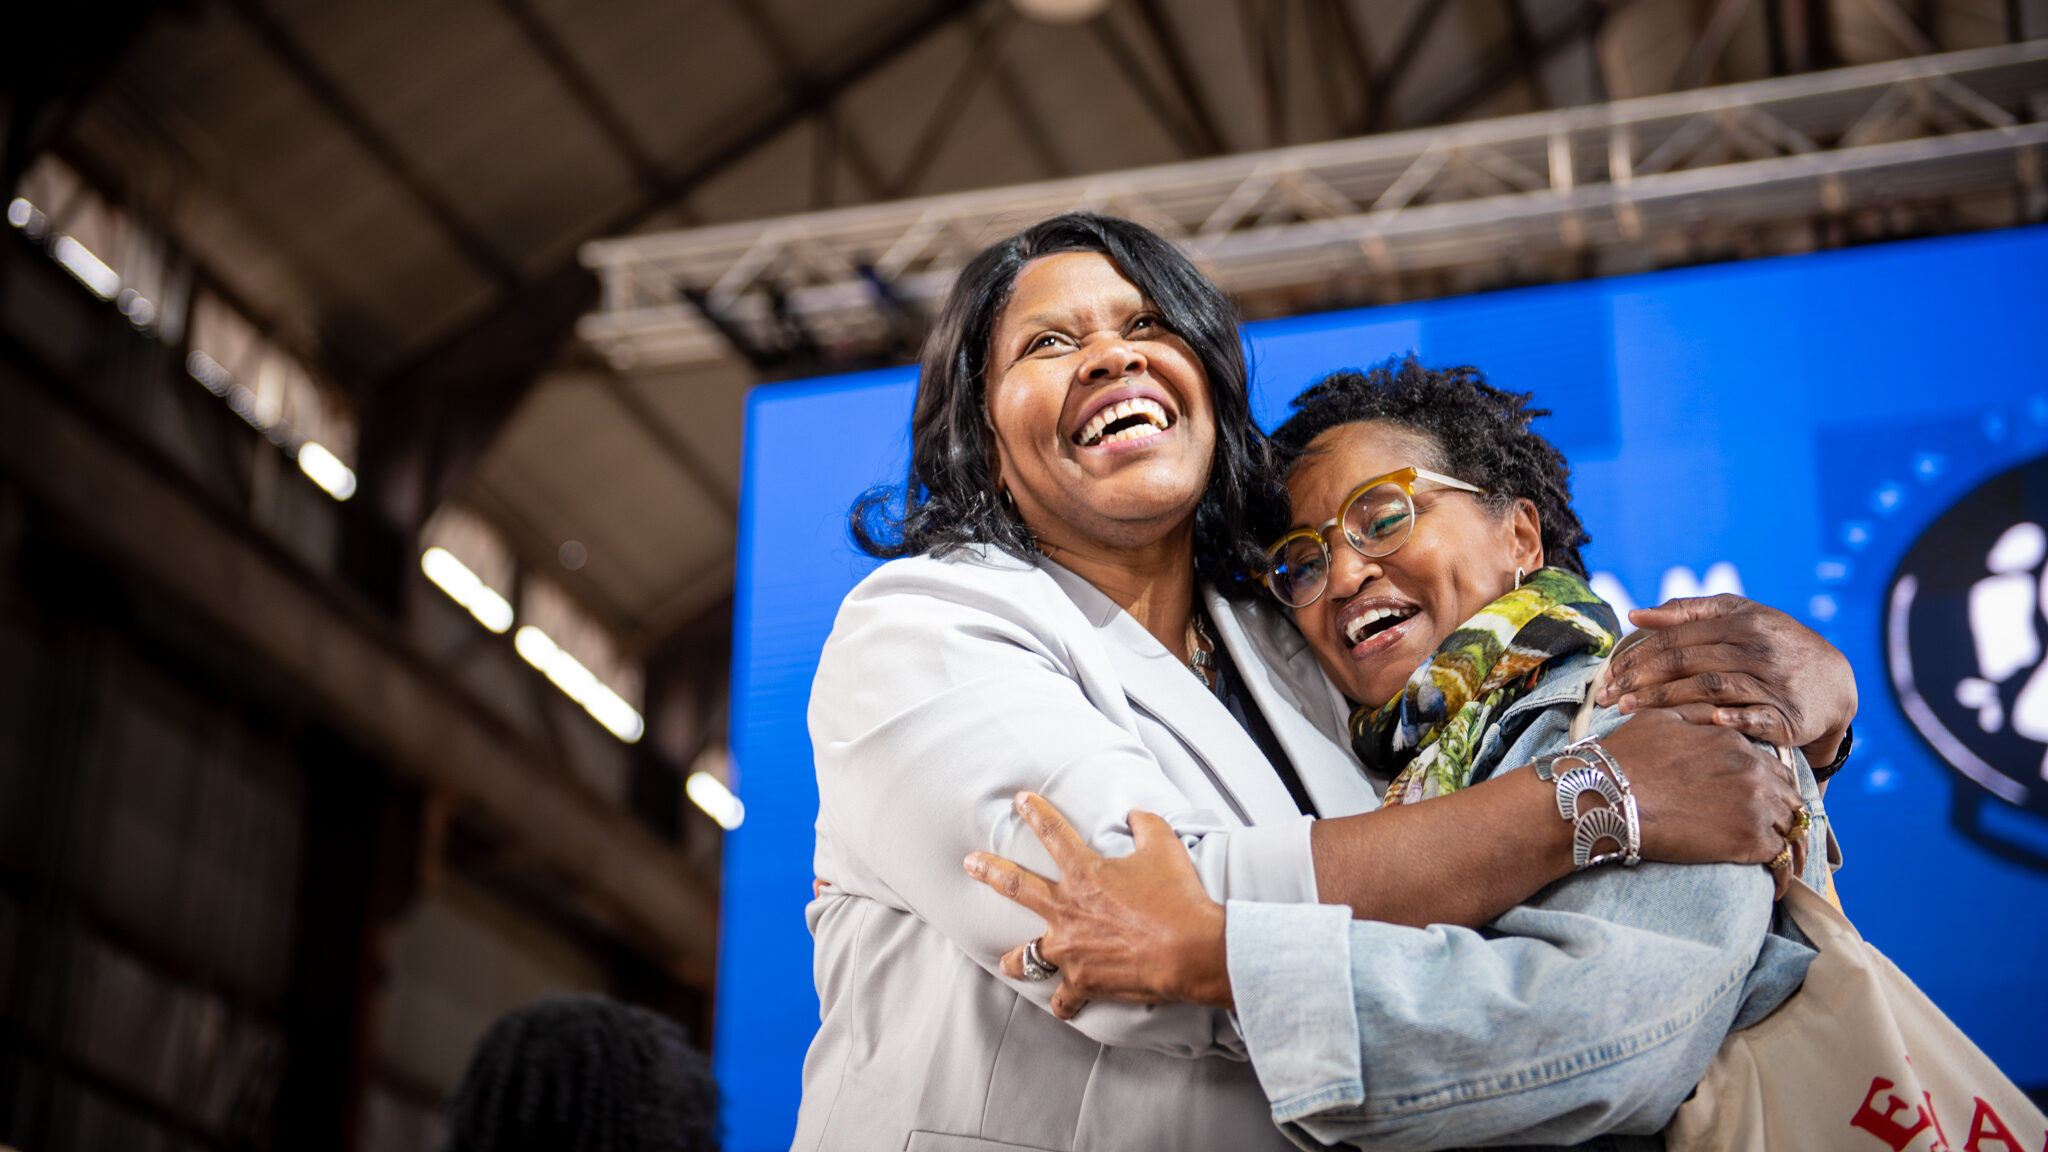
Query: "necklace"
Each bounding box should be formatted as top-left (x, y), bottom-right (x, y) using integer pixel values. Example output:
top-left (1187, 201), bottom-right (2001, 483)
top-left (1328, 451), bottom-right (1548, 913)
top-left (1184, 612), bottom-right (1215, 687)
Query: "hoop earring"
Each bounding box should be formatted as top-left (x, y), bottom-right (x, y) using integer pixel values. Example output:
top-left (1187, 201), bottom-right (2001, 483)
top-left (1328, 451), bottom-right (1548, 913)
top-left (1514, 566), bottom-right (1526, 589)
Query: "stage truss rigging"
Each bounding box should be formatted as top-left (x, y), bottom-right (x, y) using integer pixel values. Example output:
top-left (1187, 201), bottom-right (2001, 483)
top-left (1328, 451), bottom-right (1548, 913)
top-left (578, 41), bottom-right (2048, 372)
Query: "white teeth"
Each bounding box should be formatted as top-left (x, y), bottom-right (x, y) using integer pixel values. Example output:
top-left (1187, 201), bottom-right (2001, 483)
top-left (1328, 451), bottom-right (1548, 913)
top-left (1077, 397), bottom-right (1171, 447)
top-left (1345, 605), bottom-right (1417, 645)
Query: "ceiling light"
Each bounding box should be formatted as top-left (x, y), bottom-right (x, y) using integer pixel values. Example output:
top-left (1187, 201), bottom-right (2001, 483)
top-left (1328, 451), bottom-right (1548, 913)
top-left (297, 441), bottom-right (357, 501)
top-left (687, 769), bottom-right (745, 831)
top-left (53, 236), bottom-right (119, 300)
top-left (513, 625), bottom-right (645, 743)
top-left (422, 547), bottom-right (515, 634)
top-left (1007, 0), bottom-right (1111, 23)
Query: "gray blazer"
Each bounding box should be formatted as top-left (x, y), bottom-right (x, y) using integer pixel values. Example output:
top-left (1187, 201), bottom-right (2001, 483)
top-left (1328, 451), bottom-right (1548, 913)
top-left (797, 547), bottom-right (1380, 1152)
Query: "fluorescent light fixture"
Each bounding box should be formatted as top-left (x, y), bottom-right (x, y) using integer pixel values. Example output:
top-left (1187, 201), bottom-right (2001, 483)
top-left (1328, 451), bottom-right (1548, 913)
top-left (6, 198), bottom-right (30, 228)
top-left (187, 350), bottom-right (231, 395)
top-left (52, 236), bottom-right (120, 300)
top-left (119, 289), bottom-right (156, 328)
top-left (296, 441), bottom-right (357, 501)
top-left (687, 770), bottom-right (745, 831)
top-left (421, 547), bottom-right (514, 634)
top-left (513, 625), bottom-right (645, 743)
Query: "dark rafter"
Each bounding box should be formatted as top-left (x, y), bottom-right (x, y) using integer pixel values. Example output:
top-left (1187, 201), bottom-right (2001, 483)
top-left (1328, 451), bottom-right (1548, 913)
top-left (496, 0), bottom-right (668, 197)
top-left (888, 6), bottom-right (1010, 198)
top-left (1366, 0), bottom-right (1454, 131)
top-left (723, 0), bottom-right (896, 203)
top-left (1858, 0), bottom-right (1936, 54)
top-left (595, 373), bottom-right (740, 523)
top-left (1130, 0), bottom-right (1231, 154)
top-left (1091, 17), bottom-right (1214, 157)
top-left (1673, 0), bottom-right (1758, 91)
top-left (1315, 0), bottom-right (1377, 136)
top-left (1764, 0), bottom-right (1791, 74)
top-left (1584, 1), bottom-right (1611, 100)
top-left (221, 0), bottom-right (520, 289)
top-left (989, 47), bottom-right (1070, 177)
top-left (367, 0), bottom-right (978, 457)
top-left (1404, 0), bottom-right (1641, 129)
top-left (1502, 0), bottom-right (1551, 107)
top-left (1234, 0), bottom-right (1287, 147)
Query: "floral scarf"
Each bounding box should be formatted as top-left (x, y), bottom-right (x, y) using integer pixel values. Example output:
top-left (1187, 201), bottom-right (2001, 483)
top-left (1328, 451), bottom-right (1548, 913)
top-left (1354, 567), bottom-right (1620, 806)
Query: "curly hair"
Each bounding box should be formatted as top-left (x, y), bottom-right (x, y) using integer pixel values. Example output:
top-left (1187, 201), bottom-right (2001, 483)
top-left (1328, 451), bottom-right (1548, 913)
top-left (850, 212), bottom-right (1276, 589)
top-left (442, 994), bottom-right (718, 1152)
top-left (1269, 356), bottom-right (1591, 576)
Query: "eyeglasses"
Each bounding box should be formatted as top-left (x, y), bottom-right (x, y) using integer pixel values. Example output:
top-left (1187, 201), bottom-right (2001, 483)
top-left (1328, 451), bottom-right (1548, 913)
top-left (1261, 465), bottom-right (1488, 608)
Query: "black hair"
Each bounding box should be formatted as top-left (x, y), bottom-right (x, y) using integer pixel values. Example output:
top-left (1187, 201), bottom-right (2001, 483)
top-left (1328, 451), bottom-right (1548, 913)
top-left (442, 994), bottom-right (719, 1152)
top-left (1269, 355), bottom-right (1591, 576)
top-left (850, 212), bottom-right (1275, 589)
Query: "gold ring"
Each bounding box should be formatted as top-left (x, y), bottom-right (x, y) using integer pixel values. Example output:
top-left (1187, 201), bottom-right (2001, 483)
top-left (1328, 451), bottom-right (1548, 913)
top-left (1790, 806), bottom-right (1813, 836)
top-left (1768, 844), bottom-right (1794, 871)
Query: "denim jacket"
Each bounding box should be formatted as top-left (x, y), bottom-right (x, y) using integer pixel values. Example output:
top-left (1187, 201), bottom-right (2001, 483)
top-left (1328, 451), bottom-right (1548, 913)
top-left (1222, 652), bottom-right (1835, 1151)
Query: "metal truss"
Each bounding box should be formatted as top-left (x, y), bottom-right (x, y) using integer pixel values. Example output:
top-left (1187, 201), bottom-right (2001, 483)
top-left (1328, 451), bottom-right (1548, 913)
top-left (578, 41), bottom-right (2048, 371)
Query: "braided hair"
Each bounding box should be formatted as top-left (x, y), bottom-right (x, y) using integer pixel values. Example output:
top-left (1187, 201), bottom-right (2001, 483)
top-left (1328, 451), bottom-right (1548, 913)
top-left (1269, 355), bottom-right (1591, 576)
top-left (442, 994), bottom-right (718, 1152)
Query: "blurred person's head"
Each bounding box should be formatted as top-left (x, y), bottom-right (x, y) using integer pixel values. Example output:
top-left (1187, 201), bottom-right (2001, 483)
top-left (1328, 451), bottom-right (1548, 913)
top-left (1266, 357), bottom-right (1590, 707)
top-left (443, 994), bottom-right (717, 1152)
top-left (852, 211), bottom-right (1274, 588)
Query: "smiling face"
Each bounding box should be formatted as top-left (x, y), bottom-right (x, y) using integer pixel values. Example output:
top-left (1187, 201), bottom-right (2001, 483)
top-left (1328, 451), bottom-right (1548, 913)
top-left (1284, 421), bottom-right (1544, 708)
top-left (984, 252), bottom-right (1217, 556)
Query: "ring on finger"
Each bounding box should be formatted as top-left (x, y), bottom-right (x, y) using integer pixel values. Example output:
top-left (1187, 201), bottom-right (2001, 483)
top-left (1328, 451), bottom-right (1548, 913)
top-left (1020, 936), bottom-right (1060, 982)
top-left (1789, 805), bottom-right (1813, 837)
top-left (1767, 843), bottom-right (1795, 872)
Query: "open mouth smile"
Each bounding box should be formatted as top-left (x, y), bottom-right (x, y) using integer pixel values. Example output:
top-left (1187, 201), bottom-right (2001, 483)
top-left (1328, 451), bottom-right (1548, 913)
top-left (1342, 603), bottom-right (1420, 650)
top-left (1074, 396), bottom-right (1174, 448)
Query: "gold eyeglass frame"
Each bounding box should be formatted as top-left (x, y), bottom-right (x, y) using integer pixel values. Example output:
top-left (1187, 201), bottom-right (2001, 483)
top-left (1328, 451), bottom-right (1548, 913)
top-left (1260, 465), bottom-right (1487, 607)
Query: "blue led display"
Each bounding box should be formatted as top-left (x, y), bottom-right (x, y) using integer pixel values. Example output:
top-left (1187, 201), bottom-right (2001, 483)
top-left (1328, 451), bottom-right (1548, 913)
top-left (718, 225), bottom-right (2048, 1150)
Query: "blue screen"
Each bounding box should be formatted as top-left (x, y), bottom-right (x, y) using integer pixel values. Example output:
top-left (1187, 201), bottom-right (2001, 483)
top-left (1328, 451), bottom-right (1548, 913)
top-left (718, 225), bottom-right (2048, 1150)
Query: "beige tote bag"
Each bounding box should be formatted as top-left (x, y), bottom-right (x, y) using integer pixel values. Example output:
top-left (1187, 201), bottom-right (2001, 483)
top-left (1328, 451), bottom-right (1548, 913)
top-left (1665, 879), bottom-right (2045, 1152)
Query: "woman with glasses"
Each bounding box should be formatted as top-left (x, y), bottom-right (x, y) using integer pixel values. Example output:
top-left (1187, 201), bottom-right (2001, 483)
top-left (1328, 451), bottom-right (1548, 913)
top-left (800, 214), bottom-right (1853, 1152)
top-left (965, 356), bottom-right (1847, 1149)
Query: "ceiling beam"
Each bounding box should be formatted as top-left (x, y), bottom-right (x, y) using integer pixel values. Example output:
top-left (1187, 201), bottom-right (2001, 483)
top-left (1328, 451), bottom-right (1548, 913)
top-left (1503, 0), bottom-right (1551, 108)
top-left (1405, 0), bottom-right (1639, 129)
top-left (1128, 0), bottom-right (1230, 154)
top-left (1314, 0), bottom-right (1376, 136)
top-left (496, 0), bottom-right (668, 197)
top-left (723, 0), bottom-right (895, 202)
top-left (1674, 0), bottom-right (1759, 91)
top-left (1366, 0), bottom-right (1455, 131)
top-left (887, 6), bottom-right (1011, 198)
top-left (1090, 16), bottom-right (1215, 157)
top-left (610, 0), bottom-right (982, 238)
top-left (221, 0), bottom-right (520, 289)
top-left (1854, 0), bottom-right (1938, 55)
top-left (990, 43), bottom-right (1070, 178)
top-left (2, 1), bottom-right (160, 200)
top-left (346, 0), bottom-right (976, 598)
top-left (594, 372), bottom-right (740, 524)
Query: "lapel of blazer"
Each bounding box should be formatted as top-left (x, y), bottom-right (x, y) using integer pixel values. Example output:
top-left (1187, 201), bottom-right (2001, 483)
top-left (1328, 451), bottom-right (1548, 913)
top-left (1206, 590), bottom-right (1385, 818)
top-left (1038, 560), bottom-right (1305, 826)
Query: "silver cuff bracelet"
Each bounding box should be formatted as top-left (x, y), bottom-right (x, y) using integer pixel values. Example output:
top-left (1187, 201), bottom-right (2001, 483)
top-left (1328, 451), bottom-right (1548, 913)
top-left (1533, 739), bottom-right (1642, 870)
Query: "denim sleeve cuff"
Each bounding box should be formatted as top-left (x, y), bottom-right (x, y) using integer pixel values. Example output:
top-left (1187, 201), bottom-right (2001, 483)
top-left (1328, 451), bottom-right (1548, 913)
top-left (1215, 814), bottom-right (1318, 904)
top-left (1226, 899), bottom-right (1365, 1122)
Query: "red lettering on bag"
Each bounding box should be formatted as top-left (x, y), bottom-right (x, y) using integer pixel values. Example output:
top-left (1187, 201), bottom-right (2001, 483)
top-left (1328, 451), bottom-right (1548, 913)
top-left (1853, 1077), bottom-right (1935, 1151)
top-left (1927, 1092), bottom-right (1953, 1152)
top-left (1962, 1097), bottom-right (2025, 1152)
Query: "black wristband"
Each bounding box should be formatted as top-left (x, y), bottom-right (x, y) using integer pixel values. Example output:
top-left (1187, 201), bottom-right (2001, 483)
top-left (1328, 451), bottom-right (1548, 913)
top-left (1811, 723), bottom-right (1853, 784)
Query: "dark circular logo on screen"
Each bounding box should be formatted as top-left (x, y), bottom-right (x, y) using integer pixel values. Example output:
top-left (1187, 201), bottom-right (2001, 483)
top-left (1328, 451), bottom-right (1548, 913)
top-left (1888, 452), bottom-right (2048, 866)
